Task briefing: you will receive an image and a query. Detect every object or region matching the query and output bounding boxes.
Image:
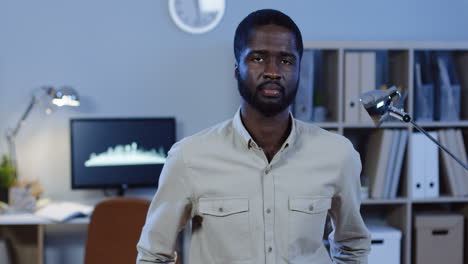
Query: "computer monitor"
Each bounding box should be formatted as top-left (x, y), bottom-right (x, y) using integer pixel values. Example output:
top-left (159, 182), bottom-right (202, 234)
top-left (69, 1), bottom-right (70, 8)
top-left (70, 118), bottom-right (175, 194)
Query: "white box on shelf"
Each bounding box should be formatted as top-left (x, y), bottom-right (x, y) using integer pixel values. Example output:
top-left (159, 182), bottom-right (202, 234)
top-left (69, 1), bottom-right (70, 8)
top-left (367, 223), bottom-right (402, 264)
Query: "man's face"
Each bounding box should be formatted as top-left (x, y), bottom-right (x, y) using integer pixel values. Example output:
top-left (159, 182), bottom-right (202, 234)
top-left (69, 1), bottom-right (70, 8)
top-left (236, 24), bottom-right (300, 117)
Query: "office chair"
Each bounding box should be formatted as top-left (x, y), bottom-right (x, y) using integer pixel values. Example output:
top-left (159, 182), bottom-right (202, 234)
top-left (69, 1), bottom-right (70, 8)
top-left (84, 197), bottom-right (150, 264)
top-left (84, 197), bottom-right (181, 264)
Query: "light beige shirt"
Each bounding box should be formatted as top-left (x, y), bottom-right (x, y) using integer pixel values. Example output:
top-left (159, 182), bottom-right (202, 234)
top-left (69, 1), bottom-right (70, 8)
top-left (137, 110), bottom-right (371, 264)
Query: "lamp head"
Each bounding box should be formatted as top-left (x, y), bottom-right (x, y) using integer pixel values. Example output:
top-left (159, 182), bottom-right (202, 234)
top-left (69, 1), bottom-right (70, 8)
top-left (359, 86), bottom-right (401, 127)
top-left (45, 86), bottom-right (80, 107)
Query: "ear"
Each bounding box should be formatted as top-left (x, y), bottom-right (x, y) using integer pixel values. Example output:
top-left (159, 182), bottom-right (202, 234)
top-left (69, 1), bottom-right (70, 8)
top-left (234, 64), bottom-right (239, 80)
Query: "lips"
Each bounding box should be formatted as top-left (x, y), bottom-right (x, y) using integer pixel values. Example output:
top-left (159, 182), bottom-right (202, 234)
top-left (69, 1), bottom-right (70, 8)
top-left (263, 89), bottom-right (281, 97)
top-left (258, 82), bottom-right (283, 97)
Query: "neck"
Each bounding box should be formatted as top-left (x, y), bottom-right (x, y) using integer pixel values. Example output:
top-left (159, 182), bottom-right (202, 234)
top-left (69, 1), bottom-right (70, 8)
top-left (240, 102), bottom-right (291, 160)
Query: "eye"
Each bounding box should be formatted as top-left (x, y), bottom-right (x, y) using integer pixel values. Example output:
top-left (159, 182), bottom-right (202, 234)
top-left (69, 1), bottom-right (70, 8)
top-left (281, 59), bottom-right (292, 65)
top-left (252, 56), bottom-right (264, 62)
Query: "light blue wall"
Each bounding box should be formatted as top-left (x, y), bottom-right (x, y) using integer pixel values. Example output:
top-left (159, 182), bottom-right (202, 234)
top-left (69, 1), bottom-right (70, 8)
top-left (0, 1), bottom-right (467, 262)
top-left (1, 0), bottom-right (467, 200)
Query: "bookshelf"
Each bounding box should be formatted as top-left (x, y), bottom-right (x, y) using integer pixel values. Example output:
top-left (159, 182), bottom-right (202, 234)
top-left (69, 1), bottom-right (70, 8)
top-left (300, 41), bottom-right (468, 264)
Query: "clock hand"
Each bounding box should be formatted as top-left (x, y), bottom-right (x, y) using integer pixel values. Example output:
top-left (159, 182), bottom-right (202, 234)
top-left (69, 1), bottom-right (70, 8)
top-left (193, 0), bottom-right (201, 26)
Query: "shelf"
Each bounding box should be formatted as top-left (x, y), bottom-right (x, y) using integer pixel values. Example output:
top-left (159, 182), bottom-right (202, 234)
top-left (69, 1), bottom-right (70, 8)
top-left (343, 122), bottom-right (407, 128)
top-left (411, 196), bottom-right (468, 204)
top-left (339, 121), bottom-right (468, 128)
top-left (303, 41), bottom-right (468, 50)
top-left (362, 198), bottom-right (408, 205)
top-left (413, 120), bottom-right (468, 128)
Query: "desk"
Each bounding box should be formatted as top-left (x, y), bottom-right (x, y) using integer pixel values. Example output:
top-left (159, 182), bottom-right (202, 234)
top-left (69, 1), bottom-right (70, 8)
top-left (0, 214), bottom-right (89, 264)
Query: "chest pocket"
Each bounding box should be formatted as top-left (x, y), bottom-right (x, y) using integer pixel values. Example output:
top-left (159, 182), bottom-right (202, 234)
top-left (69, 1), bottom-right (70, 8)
top-left (199, 197), bottom-right (249, 216)
top-left (289, 197), bottom-right (332, 214)
top-left (288, 197), bottom-right (332, 261)
top-left (198, 197), bottom-right (252, 262)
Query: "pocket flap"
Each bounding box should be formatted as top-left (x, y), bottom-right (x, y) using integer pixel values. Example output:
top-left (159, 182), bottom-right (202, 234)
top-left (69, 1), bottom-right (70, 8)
top-left (289, 197), bottom-right (331, 214)
top-left (199, 197), bottom-right (249, 217)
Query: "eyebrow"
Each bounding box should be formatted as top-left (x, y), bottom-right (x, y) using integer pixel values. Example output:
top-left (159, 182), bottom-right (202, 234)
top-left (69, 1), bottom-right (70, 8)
top-left (248, 50), bottom-right (297, 59)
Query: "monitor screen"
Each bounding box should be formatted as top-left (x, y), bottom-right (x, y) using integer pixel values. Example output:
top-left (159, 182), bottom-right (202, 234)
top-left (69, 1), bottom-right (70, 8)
top-left (70, 118), bottom-right (176, 189)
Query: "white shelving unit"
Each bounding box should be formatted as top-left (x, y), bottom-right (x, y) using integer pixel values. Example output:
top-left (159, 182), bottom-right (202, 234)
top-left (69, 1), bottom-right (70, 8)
top-left (302, 41), bottom-right (468, 264)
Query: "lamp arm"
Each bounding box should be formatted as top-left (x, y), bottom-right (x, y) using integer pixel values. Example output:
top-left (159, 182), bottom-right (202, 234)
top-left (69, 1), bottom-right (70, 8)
top-left (5, 95), bottom-right (38, 170)
top-left (388, 105), bottom-right (411, 123)
top-left (11, 96), bottom-right (38, 138)
top-left (5, 134), bottom-right (17, 173)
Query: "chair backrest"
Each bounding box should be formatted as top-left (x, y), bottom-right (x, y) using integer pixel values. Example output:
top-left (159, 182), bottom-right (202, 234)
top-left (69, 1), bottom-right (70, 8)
top-left (84, 197), bottom-right (150, 264)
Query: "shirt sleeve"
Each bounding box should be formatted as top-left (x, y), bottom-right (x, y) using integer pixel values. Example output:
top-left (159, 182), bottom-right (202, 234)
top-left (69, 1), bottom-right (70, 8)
top-left (327, 142), bottom-right (372, 264)
top-left (136, 141), bottom-right (193, 264)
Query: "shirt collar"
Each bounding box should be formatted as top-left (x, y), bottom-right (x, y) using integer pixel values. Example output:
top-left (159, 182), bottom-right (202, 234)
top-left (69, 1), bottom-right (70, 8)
top-left (232, 107), bottom-right (297, 151)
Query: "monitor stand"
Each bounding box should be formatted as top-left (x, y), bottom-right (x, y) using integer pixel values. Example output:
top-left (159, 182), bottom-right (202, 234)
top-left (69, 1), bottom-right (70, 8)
top-left (117, 184), bottom-right (128, 196)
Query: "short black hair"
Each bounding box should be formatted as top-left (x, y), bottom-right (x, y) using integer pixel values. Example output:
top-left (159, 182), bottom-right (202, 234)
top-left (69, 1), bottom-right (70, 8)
top-left (234, 9), bottom-right (303, 63)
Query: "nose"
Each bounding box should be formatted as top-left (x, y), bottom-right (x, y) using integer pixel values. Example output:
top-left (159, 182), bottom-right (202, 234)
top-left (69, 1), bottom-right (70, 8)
top-left (262, 60), bottom-right (281, 80)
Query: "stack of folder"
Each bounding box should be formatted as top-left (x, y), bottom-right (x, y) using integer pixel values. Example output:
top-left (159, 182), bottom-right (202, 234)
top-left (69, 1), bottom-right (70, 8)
top-left (438, 129), bottom-right (468, 196)
top-left (364, 129), bottom-right (467, 199)
top-left (363, 129), bottom-right (408, 199)
top-left (344, 51), bottom-right (392, 124)
top-left (294, 50), bottom-right (316, 121)
top-left (414, 51), bottom-right (461, 121)
top-left (344, 51), bottom-right (377, 124)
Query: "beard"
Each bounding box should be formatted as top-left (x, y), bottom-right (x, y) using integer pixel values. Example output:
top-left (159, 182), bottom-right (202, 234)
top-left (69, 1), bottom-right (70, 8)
top-left (237, 78), bottom-right (298, 117)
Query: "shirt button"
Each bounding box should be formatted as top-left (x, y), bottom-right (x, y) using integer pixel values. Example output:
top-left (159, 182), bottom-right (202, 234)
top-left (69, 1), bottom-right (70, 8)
top-left (309, 205), bottom-right (314, 211)
top-left (218, 207), bottom-right (224, 212)
top-left (250, 142), bottom-right (258, 149)
top-left (266, 208), bottom-right (271, 214)
top-left (268, 246), bottom-right (272, 252)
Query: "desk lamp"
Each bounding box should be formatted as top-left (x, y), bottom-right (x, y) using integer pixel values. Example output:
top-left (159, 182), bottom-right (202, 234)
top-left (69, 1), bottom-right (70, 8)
top-left (360, 86), bottom-right (467, 170)
top-left (5, 86), bottom-right (80, 172)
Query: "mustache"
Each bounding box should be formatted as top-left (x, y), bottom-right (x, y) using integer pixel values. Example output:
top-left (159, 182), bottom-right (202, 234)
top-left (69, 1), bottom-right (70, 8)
top-left (257, 81), bottom-right (285, 91)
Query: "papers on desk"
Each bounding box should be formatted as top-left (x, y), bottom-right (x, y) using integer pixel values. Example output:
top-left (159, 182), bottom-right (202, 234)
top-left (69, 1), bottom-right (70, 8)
top-left (34, 202), bottom-right (93, 222)
top-left (0, 213), bottom-right (51, 224)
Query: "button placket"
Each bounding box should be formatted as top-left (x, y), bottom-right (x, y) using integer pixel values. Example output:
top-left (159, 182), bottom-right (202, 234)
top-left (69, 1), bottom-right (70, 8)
top-left (262, 163), bottom-right (275, 263)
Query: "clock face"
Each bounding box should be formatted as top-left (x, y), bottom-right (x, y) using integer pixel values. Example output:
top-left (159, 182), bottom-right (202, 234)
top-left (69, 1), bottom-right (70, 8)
top-left (169, 0), bottom-right (225, 34)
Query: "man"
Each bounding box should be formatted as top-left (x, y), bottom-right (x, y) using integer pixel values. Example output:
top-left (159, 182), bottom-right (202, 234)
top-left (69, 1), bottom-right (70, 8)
top-left (137, 9), bottom-right (371, 264)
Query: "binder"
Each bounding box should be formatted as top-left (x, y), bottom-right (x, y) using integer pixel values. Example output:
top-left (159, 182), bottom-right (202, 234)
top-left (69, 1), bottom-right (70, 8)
top-left (389, 130), bottom-right (408, 199)
top-left (409, 132), bottom-right (426, 198)
top-left (446, 129), bottom-right (468, 196)
top-left (294, 50), bottom-right (315, 121)
top-left (344, 52), bottom-right (360, 123)
top-left (375, 51), bottom-right (389, 91)
top-left (424, 132), bottom-right (439, 198)
top-left (433, 52), bottom-right (461, 121)
top-left (454, 53), bottom-right (468, 122)
top-left (438, 129), bottom-right (460, 196)
top-left (359, 52), bottom-right (376, 124)
top-left (384, 130), bottom-right (400, 198)
top-left (454, 129), bottom-right (468, 195)
top-left (364, 129), bottom-right (393, 199)
top-left (414, 51), bottom-right (435, 121)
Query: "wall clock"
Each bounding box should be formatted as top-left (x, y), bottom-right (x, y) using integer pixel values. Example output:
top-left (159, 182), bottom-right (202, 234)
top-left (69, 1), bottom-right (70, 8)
top-left (168, 0), bottom-right (226, 34)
